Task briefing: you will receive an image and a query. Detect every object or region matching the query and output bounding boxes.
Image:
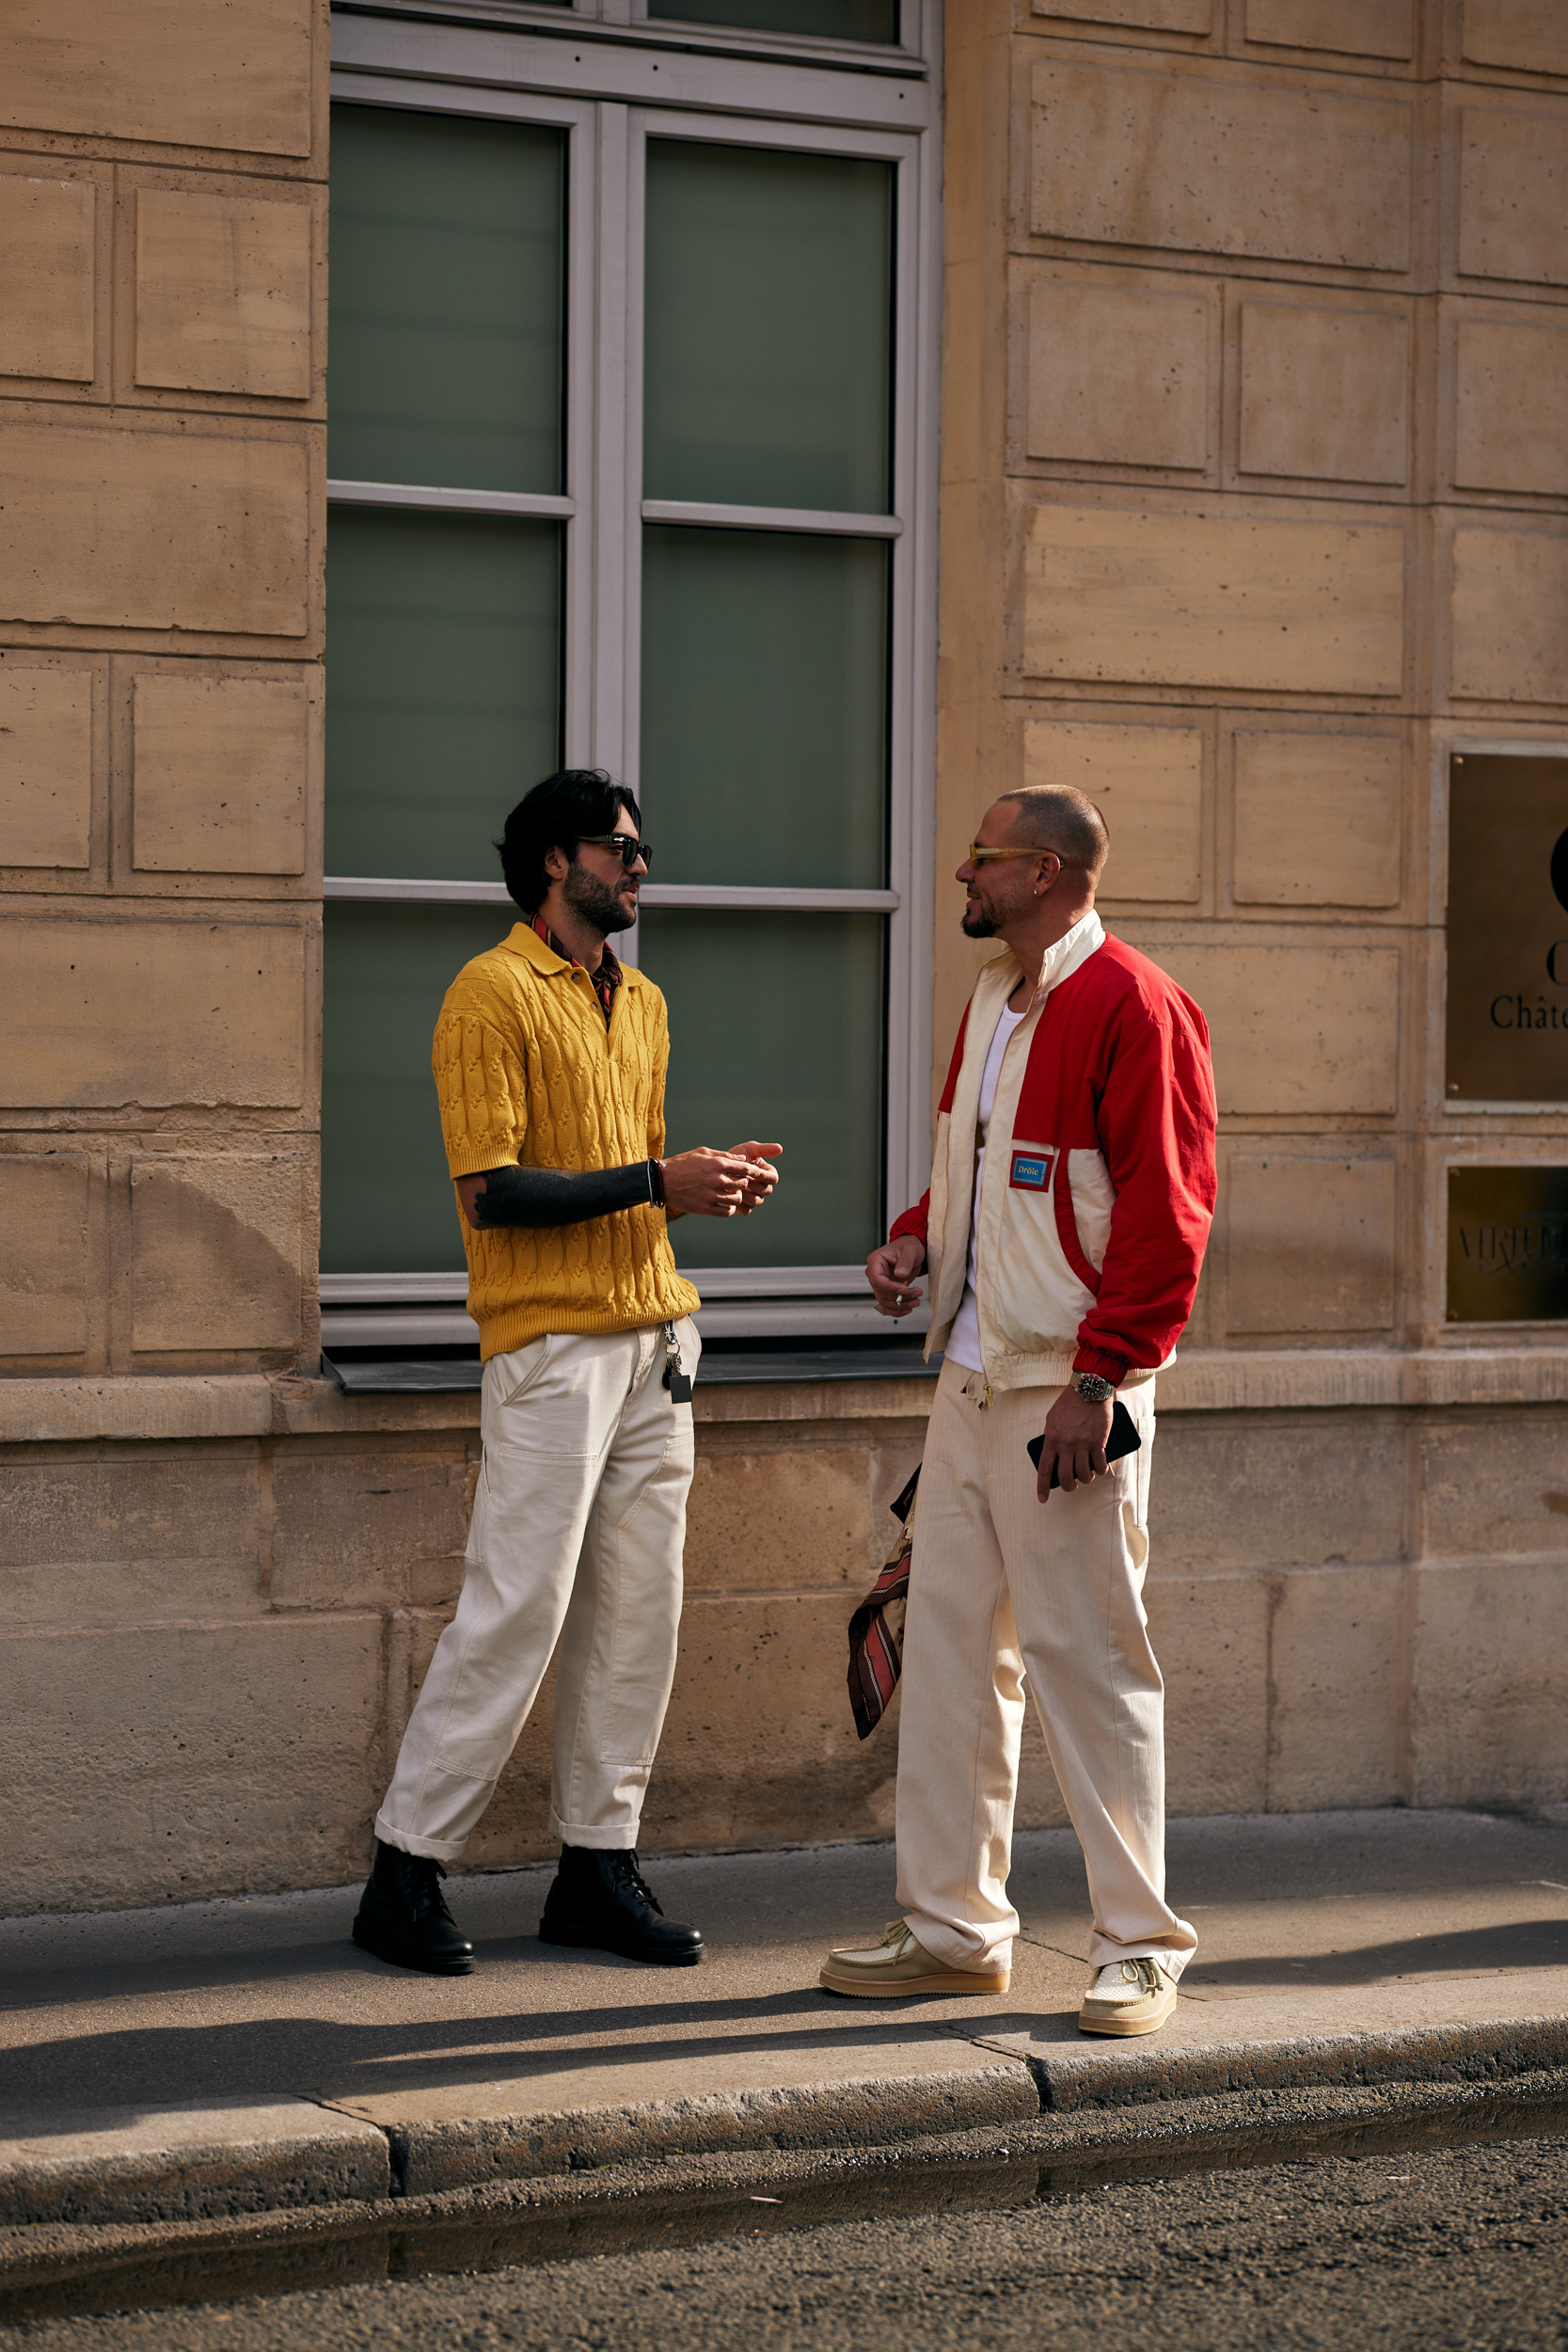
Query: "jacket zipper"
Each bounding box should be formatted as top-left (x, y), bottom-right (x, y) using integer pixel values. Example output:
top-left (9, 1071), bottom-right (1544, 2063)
top-left (974, 992), bottom-right (1029, 1412)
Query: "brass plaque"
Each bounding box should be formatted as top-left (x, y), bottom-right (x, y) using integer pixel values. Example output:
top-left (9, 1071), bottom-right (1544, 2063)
top-left (1446, 754), bottom-right (1568, 1101)
top-left (1448, 1166), bottom-right (1568, 1323)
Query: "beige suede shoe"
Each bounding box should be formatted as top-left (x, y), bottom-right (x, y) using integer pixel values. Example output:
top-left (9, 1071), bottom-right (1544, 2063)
top-left (819, 1918), bottom-right (1010, 1998)
top-left (1077, 1955), bottom-right (1179, 2036)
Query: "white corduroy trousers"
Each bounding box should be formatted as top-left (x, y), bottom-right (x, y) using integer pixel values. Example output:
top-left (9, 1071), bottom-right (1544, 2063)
top-left (375, 1318), bottom-right (699, 1863)
top-left (895, 1359), bottom-right (1196, 1980)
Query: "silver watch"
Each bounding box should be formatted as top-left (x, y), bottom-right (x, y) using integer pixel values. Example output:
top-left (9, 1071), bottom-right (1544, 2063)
top-left (1071, 1372), bottom-right (1116, 1405)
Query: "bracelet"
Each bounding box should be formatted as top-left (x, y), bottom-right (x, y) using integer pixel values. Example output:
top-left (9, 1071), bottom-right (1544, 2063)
top-left (648, 1158), bottom-right (666, 1207)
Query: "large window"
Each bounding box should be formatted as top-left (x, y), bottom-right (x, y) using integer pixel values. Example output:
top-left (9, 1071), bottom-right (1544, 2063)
top-left (322, 7), bottom-right (937, 1344)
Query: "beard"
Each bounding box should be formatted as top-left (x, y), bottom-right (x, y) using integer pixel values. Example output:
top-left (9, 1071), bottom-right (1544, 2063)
top-left (563, 859), bottom-right (635, 935)
top-left (961, 905), bottom-right (1000, 938)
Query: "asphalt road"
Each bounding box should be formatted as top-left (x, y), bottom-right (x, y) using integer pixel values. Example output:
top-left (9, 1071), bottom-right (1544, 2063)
top-left (8, 2130), bottom-right (1567, 2352)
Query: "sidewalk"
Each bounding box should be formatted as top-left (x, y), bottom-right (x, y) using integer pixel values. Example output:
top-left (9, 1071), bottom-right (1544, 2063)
top-left (2, 1807), bottom-right (1566, 2230)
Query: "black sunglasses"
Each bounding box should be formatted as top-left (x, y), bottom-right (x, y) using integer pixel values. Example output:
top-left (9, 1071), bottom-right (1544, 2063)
top-left (578, 833), bottom-right (653, 871)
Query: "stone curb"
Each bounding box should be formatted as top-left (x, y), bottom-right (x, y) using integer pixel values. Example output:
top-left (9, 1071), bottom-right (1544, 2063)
top-left (2, 2016), bottom-right (1563, 2230)
top-left (383, 2063), bottom-right (1040, 2199)
top-left (1021, 2013), bottom-right (1568, 2111)
top-left (0, 2099), bottom-right (388, 2231)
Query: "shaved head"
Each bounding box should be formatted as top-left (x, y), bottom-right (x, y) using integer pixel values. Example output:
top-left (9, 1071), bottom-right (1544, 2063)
top-left (997, 786), bottom-right (1109, 878)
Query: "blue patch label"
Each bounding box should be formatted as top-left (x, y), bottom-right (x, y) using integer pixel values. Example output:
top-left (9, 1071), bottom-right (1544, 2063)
top-left (1009, 1151), bottom-right (1054, 1192)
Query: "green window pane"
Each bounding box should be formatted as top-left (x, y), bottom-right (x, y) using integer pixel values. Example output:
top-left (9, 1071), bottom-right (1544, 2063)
top-left (328, 105), bottom-right (564, 494)
top-left (648, 0), bottom-right (896, 36)
top-left (326, 507), bottom-right (561, 882)
top-left (322, 904), bottom-right (514, 1276)
top-left (643, 140), bottom-right (893, 512)
top-left (641, 526), bottom-right (887, 887)
top-left (638, 910), bottom-right (884, 1268)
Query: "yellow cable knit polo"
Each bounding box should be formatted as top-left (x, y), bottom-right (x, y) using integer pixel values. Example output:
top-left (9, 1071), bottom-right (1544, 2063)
top-left (432, 921), bottom-right (701, 1359)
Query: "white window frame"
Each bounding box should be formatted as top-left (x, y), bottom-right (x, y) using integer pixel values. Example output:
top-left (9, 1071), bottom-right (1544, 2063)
top-left (322, 3), bottom-right (940, 1344)
top-left (336, 0), bottom-right (930, 74)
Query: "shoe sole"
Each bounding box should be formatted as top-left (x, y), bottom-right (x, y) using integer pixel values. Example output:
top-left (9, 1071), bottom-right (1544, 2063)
top-left (818, 1965), bottom-right (1010, 1998)
top-left (1077, 1989), bottom-right (1178, 2036)
top-left (352, 1918), bottom-right (476, 1976)
top-left (539, 1920), bottom-right (703, 1966)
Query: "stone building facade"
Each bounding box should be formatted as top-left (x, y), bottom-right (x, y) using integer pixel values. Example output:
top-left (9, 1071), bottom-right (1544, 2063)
top-left (2, 0), bottom-right (1565, 1915)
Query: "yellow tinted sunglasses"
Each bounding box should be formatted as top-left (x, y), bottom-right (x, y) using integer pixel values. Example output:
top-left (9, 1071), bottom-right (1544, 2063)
top-left (966, 843), bottom-right (1074, 866)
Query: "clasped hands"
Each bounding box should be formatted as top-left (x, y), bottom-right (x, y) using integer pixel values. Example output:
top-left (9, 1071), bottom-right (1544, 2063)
top-left (863, 1234), bottom-right (1114, 1505)
top-left (663, 1140), bottom-right (782, 1220)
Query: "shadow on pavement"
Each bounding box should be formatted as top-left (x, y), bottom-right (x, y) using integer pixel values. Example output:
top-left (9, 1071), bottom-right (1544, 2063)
top-left (0, 1983), bottom-right (1019, 2119)
top-left (1181, 1915), bottom-right (1568, 1991)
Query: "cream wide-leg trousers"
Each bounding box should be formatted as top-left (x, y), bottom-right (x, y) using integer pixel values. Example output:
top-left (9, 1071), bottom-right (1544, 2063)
top-left (376, 1318), bottom-right (700, 1863)
top-left (895, 1359), bottom-right (1196, 1981)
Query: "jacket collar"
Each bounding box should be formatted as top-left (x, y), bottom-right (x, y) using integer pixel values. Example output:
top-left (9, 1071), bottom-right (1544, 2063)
top-left (978, 907), bottom-right (1104, 1022)
top-left (502, 920), bottom-right (643, 989)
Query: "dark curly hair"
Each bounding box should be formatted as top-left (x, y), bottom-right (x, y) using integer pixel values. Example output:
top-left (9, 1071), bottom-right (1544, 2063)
top-left (496, 770), bottom-right (641, 914)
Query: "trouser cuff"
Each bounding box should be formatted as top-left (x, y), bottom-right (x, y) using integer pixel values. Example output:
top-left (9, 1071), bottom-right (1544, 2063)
top-left (548, 1811), bottom-right (641, 1851)
top-left (901, 1911), bottom-right (1015, 1974)
top-left (373, 1811), bottom-right (466, 1864)
top-left (1085, 1938), bottom-right (1195, 1982)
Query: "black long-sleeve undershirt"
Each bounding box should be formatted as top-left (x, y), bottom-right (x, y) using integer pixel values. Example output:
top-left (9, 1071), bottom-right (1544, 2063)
top-left (469, 1161), bottom-right (660, 1230)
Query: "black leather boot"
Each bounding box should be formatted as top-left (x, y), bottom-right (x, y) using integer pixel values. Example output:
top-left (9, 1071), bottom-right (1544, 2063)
top-left (352, 1838), bottom-right (476, 1975)
top-left (539, 1845), bottom-right (704, 1966)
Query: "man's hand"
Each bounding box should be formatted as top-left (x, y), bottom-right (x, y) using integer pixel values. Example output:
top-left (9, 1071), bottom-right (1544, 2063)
top-left (867, 1235), bottom-right (927, 1318)
top-left (722, 1141), bottom-right (783, 1215)
top-left (663, 1144), bottom-right (780, 1219)
top-left (1035, 1385), bottom-right (1114, 1502)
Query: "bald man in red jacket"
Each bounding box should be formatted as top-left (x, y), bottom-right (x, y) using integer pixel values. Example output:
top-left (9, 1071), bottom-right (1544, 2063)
top-left (821, 785), bottom-right (1216, 2037)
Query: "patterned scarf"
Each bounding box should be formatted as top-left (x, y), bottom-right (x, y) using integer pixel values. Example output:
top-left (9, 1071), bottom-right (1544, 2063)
top-left (532, 914), bottom-right (622, 1026)
top-left (846, 1467), bottom-right (920, 1739)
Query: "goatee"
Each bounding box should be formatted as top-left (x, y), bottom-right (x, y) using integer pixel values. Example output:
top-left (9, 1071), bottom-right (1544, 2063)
top-left (564, 861), bottom-right (635, 935)
top-left (961, 908), bottom-right (999, 938)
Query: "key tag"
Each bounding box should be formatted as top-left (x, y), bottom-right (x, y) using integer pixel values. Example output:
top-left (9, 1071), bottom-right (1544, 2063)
top-left (661, 1321), bottom-right (692, 1404)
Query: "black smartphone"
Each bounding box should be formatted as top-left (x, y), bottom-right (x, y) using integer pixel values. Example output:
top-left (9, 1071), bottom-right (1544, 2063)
top-left (1027, 1398), bottom-right (1141, 1488)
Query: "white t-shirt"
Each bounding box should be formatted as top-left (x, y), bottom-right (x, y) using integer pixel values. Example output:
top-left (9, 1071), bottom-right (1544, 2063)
top-left (943, 1000), bottom-right (1026, 1374)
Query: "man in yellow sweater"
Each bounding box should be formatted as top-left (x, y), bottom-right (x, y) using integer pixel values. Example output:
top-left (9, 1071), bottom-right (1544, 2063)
top-left (354, 771), bottom-right (779, 1976)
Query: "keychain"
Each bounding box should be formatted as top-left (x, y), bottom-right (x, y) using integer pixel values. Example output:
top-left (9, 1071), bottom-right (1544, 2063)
top-left (660, 1320), bottom-right (692, 1403)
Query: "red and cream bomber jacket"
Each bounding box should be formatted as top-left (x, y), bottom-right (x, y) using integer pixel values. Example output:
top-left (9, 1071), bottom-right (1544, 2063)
top-left (893, 911), bottom-right (1218, 1392)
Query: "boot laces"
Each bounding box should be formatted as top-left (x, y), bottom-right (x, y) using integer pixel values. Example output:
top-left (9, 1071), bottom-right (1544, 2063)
top-left (607, 1851), bottom-right (663, 1915)
top-left (402, 1851), bottom-right (456, 1926)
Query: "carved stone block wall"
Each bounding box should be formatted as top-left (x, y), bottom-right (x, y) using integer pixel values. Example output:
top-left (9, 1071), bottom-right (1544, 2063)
top-left (0, 3), bottom-right (333, 1915)
top-left (0, 0), bottom-right (325, 1391)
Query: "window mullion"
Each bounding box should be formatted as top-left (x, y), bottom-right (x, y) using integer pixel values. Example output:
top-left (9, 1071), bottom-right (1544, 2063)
top-left (562, 101), bottom-right (600, 766)
top-left (613, 103), bottom-right (649, 971)
top-left (587, 101), bottom-right (637, 793)
top-left (327, 481), bottom-right (574, 517)
top-left (321, 879), bottom-right (897, 910)
top-left (887, 120), bottom-right (937, 1236)
top-left (641, 498), bottom-right (898, 534)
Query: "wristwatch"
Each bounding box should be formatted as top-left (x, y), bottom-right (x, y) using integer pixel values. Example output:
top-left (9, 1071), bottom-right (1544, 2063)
top-left (1071, 1371), bottom-right (1116, 1405)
